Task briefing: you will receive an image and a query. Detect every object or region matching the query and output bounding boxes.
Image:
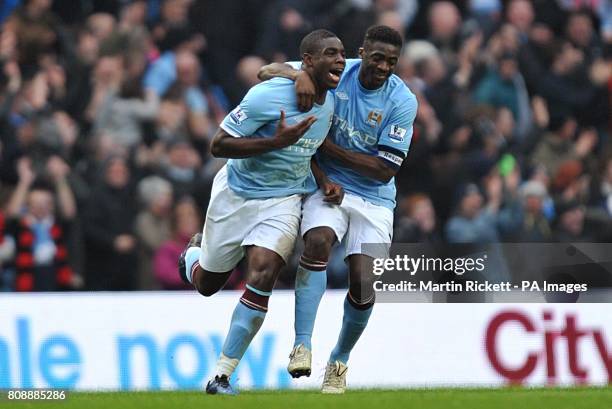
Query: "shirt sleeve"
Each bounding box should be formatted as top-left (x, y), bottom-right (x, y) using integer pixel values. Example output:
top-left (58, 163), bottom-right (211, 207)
top-left (220, 83), bottom-right (280, 138)
top-left (377, 93), bottom-right (418, 170)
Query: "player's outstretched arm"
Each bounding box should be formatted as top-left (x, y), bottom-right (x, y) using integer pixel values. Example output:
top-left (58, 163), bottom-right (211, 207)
top-left (258, 63), bottom-right (316, 112)
top-left (211, 111), bottom-right (316, 158)
top-left (319, 138), bottom-right (396, 183)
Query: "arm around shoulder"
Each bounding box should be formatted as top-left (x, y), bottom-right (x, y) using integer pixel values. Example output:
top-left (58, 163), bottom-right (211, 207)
top-left (257, 63), bottom-right (300, 81)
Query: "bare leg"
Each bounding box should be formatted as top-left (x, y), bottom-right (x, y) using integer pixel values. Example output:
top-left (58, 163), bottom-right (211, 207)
top-left (192, 266), bottom-right (233, 297)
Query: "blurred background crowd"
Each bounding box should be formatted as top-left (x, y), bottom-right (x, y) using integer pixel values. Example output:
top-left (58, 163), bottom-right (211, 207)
top-left (0, 0), bottom-right (610, 292)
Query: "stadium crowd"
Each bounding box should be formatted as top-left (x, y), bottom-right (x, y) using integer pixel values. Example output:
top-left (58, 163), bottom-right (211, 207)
top-left (0, 0), bottom-right (610, 292)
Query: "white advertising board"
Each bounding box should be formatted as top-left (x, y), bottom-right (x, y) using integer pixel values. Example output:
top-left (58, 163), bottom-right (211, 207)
top-left (0, 291), bottom-right (610, 390)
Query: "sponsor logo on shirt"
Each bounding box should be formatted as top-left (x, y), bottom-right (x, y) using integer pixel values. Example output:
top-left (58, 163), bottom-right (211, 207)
top-left (333, 115), bottom-right (378, 146)
top-left (389, 125), bottom-right (407, 143)
top-left (366, 110), bottom-right (383, 127)
top-left (229, 107), bottom-right (248, 125)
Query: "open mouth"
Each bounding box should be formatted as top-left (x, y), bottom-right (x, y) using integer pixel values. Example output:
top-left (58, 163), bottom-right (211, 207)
top-left (328, 67), bottom-right (344, 83)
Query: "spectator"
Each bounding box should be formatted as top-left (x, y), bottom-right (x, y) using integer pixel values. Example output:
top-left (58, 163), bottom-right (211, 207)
top-left (83, 155), bottom-right (138, 290)
top-left (256, 2), bottom-right (320, 62)
top-left (73, 131), bottom-right (130, 193)
top-left (86, 13), bottom-right (116, 43)
top-left (374, 0), bottom-right (418, 30)
top-left (551, 159), bottom-right (591, 203)
top-left (4, 156), bottom-right (79, 291)
top-left (516, 180), bottom-right (553, 241)
top-left (0, 59), bottom-right (22, 184)
top-left (530, 115), bottom-right (597, 176)
top-left (537, 41), bottom-right (608, 126)
top-left (600, 1), bottom-right (612, 42)
top-left (445, 177), bottom-right (516, 282)
top-left (235, 55), bottom-right (266, 98)
top-left (553, 199), bottom-right (593, 242)
top-left (469, 0), bottom-right (502, 31)
top-left (376, 10), bottom-right (405, 40)
top-left (0, 0), bottom-right (609, 292)
top-left (473, 50), bottom-right (532, 139)
top-left (7, 67), bottom-right (78, 165)
top-left (446, 172), bottom-right (521, 243)
top-left (151, 0), bottom-right (194, 46)
top-left (394, 193), bottom-right (441, 243)
top-left (591, 156), bottom-right (612, 217)
top-left (91, 55), bottom-right (159, 149)
top-left (135, 176), bottom-right (173, 289)
top-left (143, 26), bottom-right (204, 98)
top-left (427, 1), bottom-right (463, 64)
top-left (3, 0), bottom-right (62, 67)
top-left (160, 139), bottom-right (209, 206)
top-left (505, 0), bottom-right (534, 40)
top-left (0, 208), bottom-right (15, 291)
top-left (517, 22), bottom-right (556, 95)
top-left (118, 0), bottom-right (148, 32)
top-left (155, 87), bottom-right (190, 142)
top-left (172, 50), bottom-right (211, 141)
top-left (566, 10), bottom-right (600, 61)
top-left (446, 182), bottom-right (500, 243)
top-left (154, 196), bottom-right (200, 290)
top-left (62, 27), bottom-right (99, 125)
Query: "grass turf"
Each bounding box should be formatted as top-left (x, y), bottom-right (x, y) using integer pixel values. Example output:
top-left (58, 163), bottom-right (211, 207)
top-left (3, 388), bottom-right (612, 409)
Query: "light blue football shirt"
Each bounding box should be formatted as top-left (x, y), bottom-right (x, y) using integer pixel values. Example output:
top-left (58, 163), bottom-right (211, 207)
top-left (289, 59), bottom-right (417, 210)
top-left (220, 77), bottom-right (334, 199)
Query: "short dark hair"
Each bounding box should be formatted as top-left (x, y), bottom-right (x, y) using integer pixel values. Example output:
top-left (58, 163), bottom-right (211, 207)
top-left (363, 25), bottom-right (403, 48)
top-left (299, 29), bottom-right (338, 56)
top-left (30, 178), bottom-right (55, 195)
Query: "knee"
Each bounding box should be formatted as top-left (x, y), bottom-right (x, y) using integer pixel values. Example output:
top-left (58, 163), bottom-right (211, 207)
top-left (246, 262), bottom-right (277, 291)
top-left (348, 285), bottom-right (376, 307)
top-left (196, 286), bottom-right (217, 297)
top-left (349, 284), bottom-right (375, 304)
top-left (349, 270), bottom-right (376, 302)
top-left (304, 229), bottom-right (336, 261)
top-left (193, 267), bottom-right (224, 297)
top-left (247, 271), bottom-right (276, 292)
top-left (194, 275), bottom-right (218, 297)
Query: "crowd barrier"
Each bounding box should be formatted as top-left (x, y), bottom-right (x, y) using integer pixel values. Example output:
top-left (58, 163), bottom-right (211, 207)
top-left (0, 291), bottom-right (610, 390)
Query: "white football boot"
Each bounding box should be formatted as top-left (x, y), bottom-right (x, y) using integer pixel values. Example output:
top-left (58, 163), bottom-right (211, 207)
top-left (321, 360), bottom-right (348, 394)
top-left (287, 344), bottom-right (312, 378)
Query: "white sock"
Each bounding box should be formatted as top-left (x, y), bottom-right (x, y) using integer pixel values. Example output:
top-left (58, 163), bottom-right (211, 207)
top-left (216, 353), bottom-right (240, 378)
top-left (185, 247), bottom-right (201, 284)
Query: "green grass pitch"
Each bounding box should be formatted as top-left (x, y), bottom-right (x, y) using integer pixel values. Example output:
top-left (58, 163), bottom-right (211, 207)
top-left (4, 388), bottom-right (612, 409)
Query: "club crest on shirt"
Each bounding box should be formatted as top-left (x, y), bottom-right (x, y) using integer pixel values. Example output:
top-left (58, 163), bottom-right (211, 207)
top-left (229, 107), bottom-right (248, 125)
top-left (366, 110), bottom-right (383, 127)
top-left (389, 124), bottom-right (407, 143)
top-left (336, 91), bottom-right (349, 100)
